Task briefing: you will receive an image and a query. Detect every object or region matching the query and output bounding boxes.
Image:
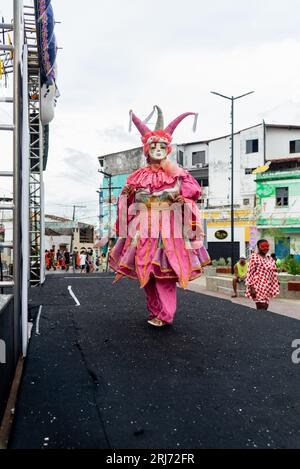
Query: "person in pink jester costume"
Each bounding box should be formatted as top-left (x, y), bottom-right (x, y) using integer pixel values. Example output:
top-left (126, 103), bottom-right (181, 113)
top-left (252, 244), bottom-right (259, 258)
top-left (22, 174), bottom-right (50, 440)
top-left (109, 106), bottom-right (211, 327)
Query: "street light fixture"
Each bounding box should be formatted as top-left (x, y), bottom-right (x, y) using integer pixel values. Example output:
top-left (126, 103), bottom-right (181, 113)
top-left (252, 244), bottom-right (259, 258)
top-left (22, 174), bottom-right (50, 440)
top-left (98, 169), bottom-right (112, 179)
top-left (98, 169), bottom-right (113, 240)
top-left (211, 90), bottom-right (255, 273)
top-left (98, 169), bottom-right (113, 272)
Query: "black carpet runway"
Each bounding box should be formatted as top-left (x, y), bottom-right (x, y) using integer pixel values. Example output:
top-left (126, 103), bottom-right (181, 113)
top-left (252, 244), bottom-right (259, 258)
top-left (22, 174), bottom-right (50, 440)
top-left (8, 273), bottom-right (300, 449)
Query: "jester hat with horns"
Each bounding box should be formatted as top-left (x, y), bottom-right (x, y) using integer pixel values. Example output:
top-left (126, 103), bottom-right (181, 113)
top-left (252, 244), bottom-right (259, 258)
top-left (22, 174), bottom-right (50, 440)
top-left (129, 106), bottom-right (198, 158)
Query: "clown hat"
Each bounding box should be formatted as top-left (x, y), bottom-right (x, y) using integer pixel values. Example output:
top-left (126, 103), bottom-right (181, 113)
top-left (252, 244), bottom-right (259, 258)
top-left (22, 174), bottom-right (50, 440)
top-left (129, 105), bottom-right (198, 139)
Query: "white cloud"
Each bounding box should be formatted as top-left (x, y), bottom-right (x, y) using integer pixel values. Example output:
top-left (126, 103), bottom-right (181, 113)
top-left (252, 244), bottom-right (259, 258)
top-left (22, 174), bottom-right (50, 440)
top-left (1, 0), bottom-right (300, 223)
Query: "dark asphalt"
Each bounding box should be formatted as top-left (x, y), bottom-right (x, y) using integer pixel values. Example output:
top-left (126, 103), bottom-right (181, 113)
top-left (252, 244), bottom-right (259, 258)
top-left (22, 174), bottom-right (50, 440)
top-left (8, 273), bottom-right (300, 449)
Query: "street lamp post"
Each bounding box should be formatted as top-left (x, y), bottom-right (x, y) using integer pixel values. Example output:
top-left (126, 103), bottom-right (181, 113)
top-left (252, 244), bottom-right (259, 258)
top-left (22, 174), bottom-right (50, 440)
top-left (98, 169), bottom-right (112, 272)
top-left (211, 90), bottom-right (255, 274)
top-left (97, 169), bottom-right (123, 271)
top-left (98, 169), bottom-right (112, 239)
top-left (96, 188), bottom-right (104, 238)
top-left (70, 204), bottom-right (86, 254)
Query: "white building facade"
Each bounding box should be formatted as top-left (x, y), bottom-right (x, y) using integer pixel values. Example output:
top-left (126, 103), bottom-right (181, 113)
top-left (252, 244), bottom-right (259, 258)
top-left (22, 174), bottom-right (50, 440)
top-left (178, 123), bottom-right (300, 262)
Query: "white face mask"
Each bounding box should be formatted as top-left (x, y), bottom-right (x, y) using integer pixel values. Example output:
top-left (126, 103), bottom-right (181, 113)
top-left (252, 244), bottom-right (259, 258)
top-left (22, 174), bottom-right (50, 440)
top-left (149, 141), bottom-right (168, 161)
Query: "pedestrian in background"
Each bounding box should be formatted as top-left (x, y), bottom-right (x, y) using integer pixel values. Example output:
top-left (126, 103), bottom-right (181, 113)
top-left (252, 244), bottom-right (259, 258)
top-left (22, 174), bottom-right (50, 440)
top-left (232, 256), bottom-right (248, 298)
top-left (45, 250), bottom-right (50, 270)
top-left (87, 248), bottom-right (95, 273)
top-left (246, 239), bottom-right (280, 310)
top-left (80, 250), bottom-right (87, 273)
top-left (101, 253), bottom-right (107, 272)
top-left (72, 247), bottom-right (78, 272)
top-left (56, 248), bottom-right (62, 269)
top-left (49, 249), bottom-right (56, 270)
top-left (64, 248), bottom-right (70, 272)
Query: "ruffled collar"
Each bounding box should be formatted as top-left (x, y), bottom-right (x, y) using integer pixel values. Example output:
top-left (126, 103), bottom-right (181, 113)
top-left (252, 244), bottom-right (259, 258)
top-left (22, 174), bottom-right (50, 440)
top-left (127, 165), bottom-right (182, 191)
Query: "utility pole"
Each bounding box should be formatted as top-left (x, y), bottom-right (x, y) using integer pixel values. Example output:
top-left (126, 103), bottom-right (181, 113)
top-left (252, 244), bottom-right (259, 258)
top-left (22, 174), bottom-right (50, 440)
top-left (98, 169), bottom-right (112, 272)
top-left (97, 188), bottom-right (104, 238)
top-left (211, 90), bottom-right (255, 273)
top-left (98, 169), bottom-right (112, 238)
top-left (98, 169), bottom-right (123, 272)
top-left (70, 204), bottom-right (87, 254)
top-left (72, 204), bottom-right (87, 222)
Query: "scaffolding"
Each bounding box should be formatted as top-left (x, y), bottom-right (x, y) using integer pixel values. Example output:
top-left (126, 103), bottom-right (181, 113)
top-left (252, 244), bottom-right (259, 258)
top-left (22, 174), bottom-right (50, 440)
top-left (0, 0), bottom-right (48, 356)
top-left (0, 1), bottom-right (23, 354)
top-left (24, 2), bottom-right (44, 286)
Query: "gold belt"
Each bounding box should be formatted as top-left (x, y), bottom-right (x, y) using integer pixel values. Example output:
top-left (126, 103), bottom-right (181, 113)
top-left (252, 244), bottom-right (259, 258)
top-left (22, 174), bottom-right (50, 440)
top-left (144, 202), bottom-right (172, 211)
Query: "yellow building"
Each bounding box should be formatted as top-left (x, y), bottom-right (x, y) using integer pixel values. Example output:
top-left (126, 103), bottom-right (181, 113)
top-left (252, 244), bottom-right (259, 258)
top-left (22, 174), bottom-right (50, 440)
top-left (202, 208), bottom-right (256, 262)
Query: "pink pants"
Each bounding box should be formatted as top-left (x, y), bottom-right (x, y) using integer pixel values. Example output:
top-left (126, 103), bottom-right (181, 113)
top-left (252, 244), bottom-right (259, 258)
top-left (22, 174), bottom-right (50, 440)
top-left (143, 276), bottom-right (177, 323)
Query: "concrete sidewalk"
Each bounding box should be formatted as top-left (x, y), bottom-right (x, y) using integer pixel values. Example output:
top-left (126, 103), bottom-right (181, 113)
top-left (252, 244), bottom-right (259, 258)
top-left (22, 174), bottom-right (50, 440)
top-left (187, 275), bottom-right (300, 321)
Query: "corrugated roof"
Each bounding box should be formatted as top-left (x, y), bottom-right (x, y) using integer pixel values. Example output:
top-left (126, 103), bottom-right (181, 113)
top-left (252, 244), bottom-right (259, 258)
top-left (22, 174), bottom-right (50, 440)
top-left (46, 214), bottom-right (73, 222)
top-left (45, 228), bottom-right (64, 236)
top-left (99, 146), bottom-right (143, 159)
top-left (270, 157), bottom-right (300, 163)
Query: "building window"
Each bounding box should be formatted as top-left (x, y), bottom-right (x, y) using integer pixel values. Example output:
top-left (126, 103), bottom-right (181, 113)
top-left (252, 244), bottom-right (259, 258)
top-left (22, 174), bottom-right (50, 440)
top-left (290, 140), bottom-right (300, 154)
top-left (246, 139), bottom-right (259, 154)
top-left (0, 224), bottom-right (4, 242)
top-left (245, 168), bottom-right (256, 175)
top-left (192, 151), bottom-right (206, 166)
top-left (196, 178), bottom-right (209, 187)
top-left (243, 198), bottom-right (250, 205)
top-left (276, 187), bottom-right (289, 207)
top-left (178, 150), bottom-right (184, 166)
top-left (79, 227), bottom-right (94, 243)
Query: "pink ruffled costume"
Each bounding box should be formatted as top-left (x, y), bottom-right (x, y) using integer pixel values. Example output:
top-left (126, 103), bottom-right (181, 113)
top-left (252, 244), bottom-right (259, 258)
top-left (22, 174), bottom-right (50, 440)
top-left (109, 106), bottom-right (210, 324)
top-left (109, 165), bottom-right (210, 324)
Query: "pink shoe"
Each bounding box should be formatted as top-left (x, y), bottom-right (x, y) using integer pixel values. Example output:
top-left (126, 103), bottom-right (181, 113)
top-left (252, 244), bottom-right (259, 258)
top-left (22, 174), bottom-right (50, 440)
top-left (147, 318), bottom-right (168, 327)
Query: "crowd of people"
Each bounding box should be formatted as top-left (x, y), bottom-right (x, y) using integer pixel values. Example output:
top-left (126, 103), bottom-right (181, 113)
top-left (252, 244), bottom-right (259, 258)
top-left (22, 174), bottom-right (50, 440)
top-left (45, 247), bottom-right (109, 273)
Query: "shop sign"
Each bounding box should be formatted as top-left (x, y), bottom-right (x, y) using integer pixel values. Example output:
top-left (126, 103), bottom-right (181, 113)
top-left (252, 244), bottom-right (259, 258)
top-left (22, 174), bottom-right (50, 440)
top-left (215, 230), bottom-right (228, 240)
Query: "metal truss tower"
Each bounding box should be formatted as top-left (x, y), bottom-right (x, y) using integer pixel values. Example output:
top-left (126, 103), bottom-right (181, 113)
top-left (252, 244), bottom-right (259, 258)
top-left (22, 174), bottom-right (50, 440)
top-left (0, 1), bottom-right (46, 355)
top-left (24, 2), bottom-right (44, 286)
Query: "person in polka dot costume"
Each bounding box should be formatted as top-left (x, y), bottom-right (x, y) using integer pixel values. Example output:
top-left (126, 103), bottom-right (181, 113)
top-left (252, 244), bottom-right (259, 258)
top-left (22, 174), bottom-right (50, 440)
top-left (245, 239), bottom-right (280, 310)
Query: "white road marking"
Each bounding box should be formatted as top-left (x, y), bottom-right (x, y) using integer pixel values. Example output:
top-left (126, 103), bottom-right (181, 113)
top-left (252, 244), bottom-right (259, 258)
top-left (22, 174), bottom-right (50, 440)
top-left (68, 285), bottom-right (80, 306)
top-left (28, 322), bottom-right (33, 339)
top-left (35, 305), bottom-right (43, 335)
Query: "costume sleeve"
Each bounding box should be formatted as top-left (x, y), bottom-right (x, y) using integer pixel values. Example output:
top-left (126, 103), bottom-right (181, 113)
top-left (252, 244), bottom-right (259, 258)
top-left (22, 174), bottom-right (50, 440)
top-left (179, 172), bottom-right (205, 249)
top-left (246, 255), bottom-right (256, 286)
top-left (115, 183), bottom-right (135, 237)
top-left (180, 171), bottom-right (202, 201)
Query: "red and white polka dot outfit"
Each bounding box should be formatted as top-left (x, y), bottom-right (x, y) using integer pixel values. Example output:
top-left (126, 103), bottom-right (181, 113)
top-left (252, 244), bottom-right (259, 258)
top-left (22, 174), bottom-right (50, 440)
top-left (245, 253), bottom-right (280, 304)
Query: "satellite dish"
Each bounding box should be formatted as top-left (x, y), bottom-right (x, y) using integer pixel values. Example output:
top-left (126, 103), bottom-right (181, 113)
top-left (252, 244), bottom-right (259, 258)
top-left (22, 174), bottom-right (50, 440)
top-left (252, 161), bottom-right (271, 175)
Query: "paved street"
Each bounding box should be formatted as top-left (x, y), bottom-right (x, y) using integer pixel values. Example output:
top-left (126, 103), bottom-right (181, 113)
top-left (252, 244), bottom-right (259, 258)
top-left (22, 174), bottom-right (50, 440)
top-left (187, 276), bottom-right (300, 321)
top-left (9, 273), bottom-right (300, 449)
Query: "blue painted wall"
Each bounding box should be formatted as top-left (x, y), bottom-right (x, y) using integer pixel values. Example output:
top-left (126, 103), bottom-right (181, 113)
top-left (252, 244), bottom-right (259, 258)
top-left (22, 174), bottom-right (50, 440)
top-left (100, 174), bottom-right (128, 238)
